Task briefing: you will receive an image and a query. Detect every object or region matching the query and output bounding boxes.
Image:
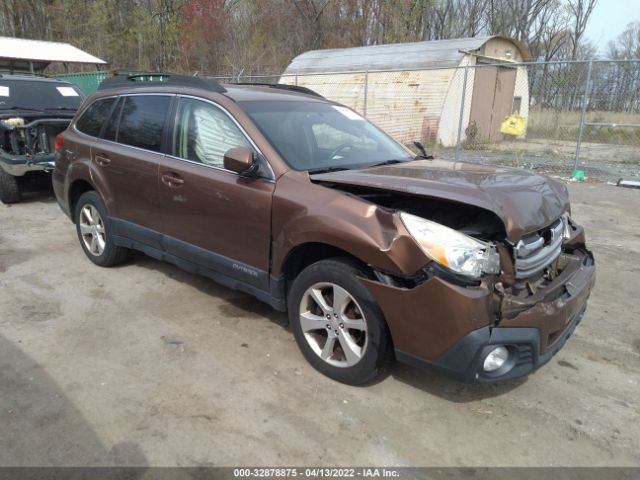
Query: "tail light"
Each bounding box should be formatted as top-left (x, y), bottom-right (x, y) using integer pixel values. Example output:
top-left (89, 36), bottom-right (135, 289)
top-left (54, 134), bottom-right (64, 152)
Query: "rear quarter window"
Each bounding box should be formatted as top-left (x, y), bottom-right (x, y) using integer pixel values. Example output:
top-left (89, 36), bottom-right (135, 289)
top-left (75, 97), bottom-right (117, 137)
top-left (117, 95), bottom-right (171, 152)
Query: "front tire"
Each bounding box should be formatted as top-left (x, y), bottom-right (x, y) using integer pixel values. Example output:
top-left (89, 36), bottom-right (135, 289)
top-left (288, 258), bottom-right (391, 385)
top-left (74, 191), bottom-right (128, 267)
top-left (0, 170), bottom-right (21, 204)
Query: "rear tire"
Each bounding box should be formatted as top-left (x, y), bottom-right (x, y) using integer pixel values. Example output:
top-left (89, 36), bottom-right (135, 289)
top-left (0, 170), bottom-right (21, 204)
top-left (74, 191), bottom-right (129, 267)
top-left (288, 258), bottom-right (392, 385)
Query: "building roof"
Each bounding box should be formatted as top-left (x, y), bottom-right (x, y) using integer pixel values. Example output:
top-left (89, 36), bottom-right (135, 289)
top-left (0, 36), bottom-right (106, 71)
top-left (284, 36), bottom-right (530, 74)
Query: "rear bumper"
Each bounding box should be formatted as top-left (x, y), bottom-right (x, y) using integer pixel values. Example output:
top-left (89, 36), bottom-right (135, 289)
top-left (51, 166), bottom-right (72, 219)
top-left (363, 248), bottom-right (595, 383)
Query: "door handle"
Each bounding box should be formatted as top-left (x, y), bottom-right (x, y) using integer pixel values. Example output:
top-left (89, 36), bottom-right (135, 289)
top-left (95, 154), bottom-right (111, 166)
top-left (161, 173), bottom-right (184, 188)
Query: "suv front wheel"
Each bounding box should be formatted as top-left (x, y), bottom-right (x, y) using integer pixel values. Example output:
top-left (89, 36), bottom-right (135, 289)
top-left (74, 191), bottom-right (129, 267)
top-left (0, 170), bottom-right (21, 204)
top-left (288, 258), bottom-right (391, 385)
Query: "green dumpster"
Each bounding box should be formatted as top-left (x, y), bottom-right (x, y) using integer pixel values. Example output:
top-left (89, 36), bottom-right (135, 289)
top-left (54, 70), bottom-right (149, 95)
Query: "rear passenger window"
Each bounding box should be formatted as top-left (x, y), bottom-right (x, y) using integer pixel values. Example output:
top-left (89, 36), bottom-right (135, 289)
top-left (117, 95), bottom-right (171, 152)
top-left (103, 97), bottom-right (122, 141)
top-left (75, 97), bottom-right (116, 137)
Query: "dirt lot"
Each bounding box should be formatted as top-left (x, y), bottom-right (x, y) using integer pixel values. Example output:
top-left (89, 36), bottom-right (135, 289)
top-left (0, 182), bottom-right (639, 467)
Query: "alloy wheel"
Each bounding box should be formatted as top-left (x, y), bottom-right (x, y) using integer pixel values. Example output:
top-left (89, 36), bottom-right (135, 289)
top-left (299, 282), bottom-right (368, 368)
top-left (79, 204), bottom-right (106, 256)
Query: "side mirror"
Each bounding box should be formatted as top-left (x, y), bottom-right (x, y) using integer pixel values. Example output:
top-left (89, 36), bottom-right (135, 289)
top-left (223, 147), bottom-right (256, 175)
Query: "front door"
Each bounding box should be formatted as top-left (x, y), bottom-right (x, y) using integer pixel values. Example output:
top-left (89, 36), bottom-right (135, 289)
top-left (157, 96), bottom-right (274, 291)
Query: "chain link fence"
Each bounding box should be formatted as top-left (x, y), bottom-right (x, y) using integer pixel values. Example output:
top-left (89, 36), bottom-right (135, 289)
top-left (210, 60), bottom-right (640, 182)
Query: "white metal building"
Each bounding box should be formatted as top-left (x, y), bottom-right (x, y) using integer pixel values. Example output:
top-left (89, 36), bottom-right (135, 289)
top-left (0, 36), bottom-right (106, 72)
top-left (281, 36), bottom-right (531, 146)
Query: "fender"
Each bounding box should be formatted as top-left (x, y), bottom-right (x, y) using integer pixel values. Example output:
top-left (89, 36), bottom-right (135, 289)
top-left (271, 171), bottom-right (428, 277)
top-left (65, 155), bottom-right (115, 216)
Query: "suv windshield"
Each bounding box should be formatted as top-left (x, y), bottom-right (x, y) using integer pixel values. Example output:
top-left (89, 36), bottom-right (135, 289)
top-left (238, 100), bottom-right (413, 171)
top-left (0, 79), bottom-right (83, 112)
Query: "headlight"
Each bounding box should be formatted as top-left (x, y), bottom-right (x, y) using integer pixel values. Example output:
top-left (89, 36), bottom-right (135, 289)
top-left (400, 212), bottom-right (500, 279)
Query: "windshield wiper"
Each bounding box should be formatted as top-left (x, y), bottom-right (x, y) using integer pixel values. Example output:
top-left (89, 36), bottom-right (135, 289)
top-left (414, 141), bottom-right (434, 159)
top-left (308, 166), bottom-right (350, 174)
top-left (367, 159), bottom-right (408, 167)
top-left (44, 107), bottom-right (77, 111)
top-left (4, 106), bottom-right (44, 112)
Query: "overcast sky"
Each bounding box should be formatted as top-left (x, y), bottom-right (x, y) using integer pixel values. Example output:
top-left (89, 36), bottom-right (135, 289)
top-left (585, 0), bottom-right (640, 53)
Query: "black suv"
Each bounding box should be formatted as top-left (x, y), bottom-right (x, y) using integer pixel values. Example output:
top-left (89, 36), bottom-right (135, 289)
top-left (0, 74), bottom-right (84, 203)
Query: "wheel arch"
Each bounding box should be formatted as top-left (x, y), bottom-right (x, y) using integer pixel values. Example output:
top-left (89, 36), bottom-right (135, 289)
top-left (280, 242), bottom-right (372, 287)
top-left (68, 179), bottom-right (97, 222)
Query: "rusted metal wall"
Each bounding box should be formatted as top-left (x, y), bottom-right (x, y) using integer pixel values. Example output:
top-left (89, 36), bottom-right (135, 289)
top-left (287, 69), bottom-right (455, 145)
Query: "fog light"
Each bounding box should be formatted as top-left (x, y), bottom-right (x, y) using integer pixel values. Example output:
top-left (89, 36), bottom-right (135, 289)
top-left (483, 346), bottom-right (509, 372)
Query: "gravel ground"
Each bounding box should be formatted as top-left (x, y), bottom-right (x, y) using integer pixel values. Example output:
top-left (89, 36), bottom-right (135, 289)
top-left (0, 181), bottom-right (639, 467)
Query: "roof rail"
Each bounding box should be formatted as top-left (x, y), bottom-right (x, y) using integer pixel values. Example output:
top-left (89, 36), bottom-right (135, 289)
top-left (98, 73), bottom-right (226, 93)
top-left (231, 82), bottom-right (323, 98)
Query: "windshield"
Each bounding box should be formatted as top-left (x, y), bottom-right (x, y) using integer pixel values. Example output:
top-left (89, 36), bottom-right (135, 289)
top-left (0, 79), bottom-right (83, 112)
top-left (238, 100), bottom-right (413, 171)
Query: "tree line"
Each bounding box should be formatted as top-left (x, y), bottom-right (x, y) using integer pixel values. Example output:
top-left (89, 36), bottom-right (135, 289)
top-left (0, 0), bottom-right (629, 74)
top-left (0, 0), bottom-right (638, 112)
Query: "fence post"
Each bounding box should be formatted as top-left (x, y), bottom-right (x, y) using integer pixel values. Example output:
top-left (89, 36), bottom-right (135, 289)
top-left (455, 65), bottom-right (469, 161)
top-left (574, 60), bottom-right (593, 171)
top-left (295, 74), bottom-right (298, 86)
top-left (363, 70), bottom-right (369, 118)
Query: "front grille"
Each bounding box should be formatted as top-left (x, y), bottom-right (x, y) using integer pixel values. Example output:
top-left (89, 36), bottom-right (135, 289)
top-left (514, 218), bottom-right (563, 279)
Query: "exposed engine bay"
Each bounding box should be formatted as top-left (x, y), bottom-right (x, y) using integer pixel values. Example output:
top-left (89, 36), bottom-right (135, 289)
top-left (320, 183), bottom-right (507, 241)
top-left (1, 116), bottom-right (69, 157)
top-left (0, 115), bottom-right (71, 177)
top-left (318, 182), bottom-right (584, 301)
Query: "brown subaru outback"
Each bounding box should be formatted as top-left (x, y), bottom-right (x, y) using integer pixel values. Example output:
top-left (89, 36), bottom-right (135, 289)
top-left (53, 74), bottom-right (595, 385)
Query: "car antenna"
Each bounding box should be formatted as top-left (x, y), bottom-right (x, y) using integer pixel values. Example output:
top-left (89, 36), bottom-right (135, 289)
top-left (414, 141), bottom-right (434, 160)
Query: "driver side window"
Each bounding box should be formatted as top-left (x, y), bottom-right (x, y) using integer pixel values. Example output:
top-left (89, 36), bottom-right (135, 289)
top-left (173, 97), bottom-right (251, 167)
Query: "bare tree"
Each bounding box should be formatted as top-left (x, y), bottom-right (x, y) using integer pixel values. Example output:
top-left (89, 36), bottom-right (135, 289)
top-left (291, 0), bottom-right (330, 49)
top-left (567, 0), bottom-right (597, 60)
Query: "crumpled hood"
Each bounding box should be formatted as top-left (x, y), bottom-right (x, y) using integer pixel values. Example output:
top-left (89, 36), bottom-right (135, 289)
top-left (310, 159), bottom-right (569, 242)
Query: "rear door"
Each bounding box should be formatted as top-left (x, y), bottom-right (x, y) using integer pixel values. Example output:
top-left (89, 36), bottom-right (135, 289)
top-left (93, 94), bottom-right (172, 246)
top-left (57, 96), bottom-right (118, 205)
top-left (157, 96), bottom-right (275, 290)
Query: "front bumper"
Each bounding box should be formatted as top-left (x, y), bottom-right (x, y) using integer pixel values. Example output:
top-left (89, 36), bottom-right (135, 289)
top-left (396, 302), bottom-right (588, 383)
top-left (362, 247), bottom-right (595, 383)
top-left (0, 154), bottom-right (55, 176)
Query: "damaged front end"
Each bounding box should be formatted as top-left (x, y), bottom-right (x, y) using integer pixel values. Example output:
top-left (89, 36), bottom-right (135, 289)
top-left (319, 182), bottom-right (595, 383)
top-left (495, 217), bottom-right (595, 359)
top-left (0, 116), bottom-right (70, 176)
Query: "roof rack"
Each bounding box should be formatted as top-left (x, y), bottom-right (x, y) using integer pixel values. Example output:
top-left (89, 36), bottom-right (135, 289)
top-left (98, 73), bottom-right (226, 93)
top-left (231, 82), bottom-right (323, 98)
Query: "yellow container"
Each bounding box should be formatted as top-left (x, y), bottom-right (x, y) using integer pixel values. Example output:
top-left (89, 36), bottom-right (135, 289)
top-left (500, 114), bottom-right (527, 136)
